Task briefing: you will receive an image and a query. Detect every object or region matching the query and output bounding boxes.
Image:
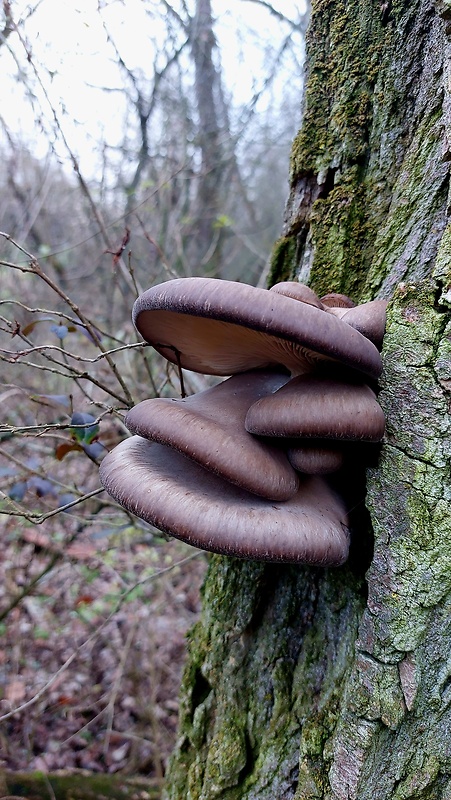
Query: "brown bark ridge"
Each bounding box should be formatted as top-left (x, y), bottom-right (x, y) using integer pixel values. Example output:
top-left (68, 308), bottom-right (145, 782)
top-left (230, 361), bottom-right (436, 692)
top-left (164, 1), bottom-right (451, 798)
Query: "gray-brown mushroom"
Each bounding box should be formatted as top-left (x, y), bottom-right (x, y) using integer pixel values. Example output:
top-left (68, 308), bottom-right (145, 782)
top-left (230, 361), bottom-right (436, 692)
top-left (132, 277), bottom-right (383, 379)
top-left (125, 370), bottom-right (299, 501)
top-left (286, 442), bottom-right (345, 474)
top-left (99, 277), bottom-right (388, 568)
top-left (99, 436), bottom-right (350, 565)
top-left (269, 281), bottom-right (324, 308)
top-left (245, 374), bottom-right (385, 441)
top-left (320, 293), bottom-right (356, 309)
top-left (325, 300), bottom-right (388, 349)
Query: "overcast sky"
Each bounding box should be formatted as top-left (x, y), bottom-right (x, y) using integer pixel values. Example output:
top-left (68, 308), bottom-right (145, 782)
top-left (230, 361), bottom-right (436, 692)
top-left (1, 1), bottom-right (307, 175)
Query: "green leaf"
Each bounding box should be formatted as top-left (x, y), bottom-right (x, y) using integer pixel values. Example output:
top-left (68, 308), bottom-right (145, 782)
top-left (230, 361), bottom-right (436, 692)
top-left (70, 412), bottom-right (99, 444)
top-left (213, 214), bottom-right (234, 229)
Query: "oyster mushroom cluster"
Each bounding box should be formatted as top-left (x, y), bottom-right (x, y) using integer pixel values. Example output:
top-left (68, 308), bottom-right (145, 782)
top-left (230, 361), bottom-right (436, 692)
top-left (100, 278), bottom-right (387, 567)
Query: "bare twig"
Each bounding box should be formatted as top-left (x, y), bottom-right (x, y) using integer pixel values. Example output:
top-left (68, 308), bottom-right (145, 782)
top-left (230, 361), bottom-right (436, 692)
top-left (0, 487), bottom-right (104, 524)
top-left (0, 236), bottom-right (135, 405)
top-left (0, 340), bottom-right (147, 364)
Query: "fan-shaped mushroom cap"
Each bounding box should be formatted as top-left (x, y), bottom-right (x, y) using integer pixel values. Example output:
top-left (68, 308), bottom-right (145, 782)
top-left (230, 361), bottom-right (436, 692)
top-left (325, 300), bottom-right (388, 349)
top-left (245, 375), bottom-right (385, 441)
top-left (132, 278), bottom-right (382, 379)
top-left (125, 371), bottom-right (299, 501)
top-left (320, 293), bottom-right (356, 309)
top-left (287, 443), bottom-right (345, 474)
top-left (270, 281), bottom-right (324, 309)
top-left (99, 436), bottom-right (350, 566)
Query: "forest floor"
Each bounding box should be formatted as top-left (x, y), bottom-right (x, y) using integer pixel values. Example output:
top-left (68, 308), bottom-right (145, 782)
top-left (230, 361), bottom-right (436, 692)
top-left (0, 512), bottom-right (207, 781)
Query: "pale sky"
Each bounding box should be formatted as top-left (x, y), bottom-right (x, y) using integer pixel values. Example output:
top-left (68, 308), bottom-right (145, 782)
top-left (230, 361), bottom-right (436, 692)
top-left (1, 0), bottom-right (307, 176)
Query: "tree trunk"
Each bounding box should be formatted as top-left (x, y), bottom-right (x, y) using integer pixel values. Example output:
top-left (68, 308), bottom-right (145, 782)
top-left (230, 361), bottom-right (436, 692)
top-left (189, 0), bottom-right (224, 274)
top-left (164, 1), bottom-right (451, 798)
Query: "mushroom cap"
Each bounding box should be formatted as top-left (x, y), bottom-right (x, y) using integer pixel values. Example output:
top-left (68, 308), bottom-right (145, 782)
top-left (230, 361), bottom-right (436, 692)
top-left (245, 375), bottom-right (385, 441)
top-left (269, 281), bottom-right (324, 309)
top-left (99, 436), bottom-right (350, 566)
top-left (320, 293), bottom-right (356, 309)
top-left (125, 371), bottom-right (299, 501)
top-left (287, 443), bottom-right (345, 474)
top-left (326, 300), bottom-right (388, 349)
top-left (132, 278), bottom-right (382, 379)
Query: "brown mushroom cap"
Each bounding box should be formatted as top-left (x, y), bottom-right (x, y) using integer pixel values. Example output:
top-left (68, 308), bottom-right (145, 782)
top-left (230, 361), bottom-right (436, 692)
top-left (132, 278), bottom-right (383, 379)
top-left (99, 436), bottom-right (350, 566)
top-left (320, 293), bottom-right (356, 309)
top-left (125, 371), bottom-right (299, 501)
top-left (245, 375), bottom-right (385, 441)
top-left (270, 281), bottom-right (324, 309)
top-left (287, 443), bottom-right (345, 474)
top-left (325, 300), bottom-right (388, 349)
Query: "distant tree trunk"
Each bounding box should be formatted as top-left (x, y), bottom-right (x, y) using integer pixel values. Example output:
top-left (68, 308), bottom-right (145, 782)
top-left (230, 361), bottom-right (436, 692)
top-left (189, 0), bottom-right (225, 274)
top-left (164, 1), bottom-right (451, 798)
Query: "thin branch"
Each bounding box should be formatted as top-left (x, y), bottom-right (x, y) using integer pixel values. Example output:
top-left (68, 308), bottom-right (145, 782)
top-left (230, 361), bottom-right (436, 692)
top-left (0, 354), bottom-right (130, 406)
top-left (0, 551), bottom-right (62, 623)
top-left (241, 0), bottom-right (307, 31)
top-left (0, 235), bottom-right (135, 406)
top-left (103, 619), bottom-right (138, 756)
top-left (0, 487), bottom-right (104, 524)
top-left (0, 409), bottom-right (117, 435)
top-left (0, 300), bottom-right (125, 345)
top-left (156, 0), bottom-right (189, 34)
top-left (0, 446), bottom-right (92, 495)
top-left (0, 340), bottom-right (147, 364)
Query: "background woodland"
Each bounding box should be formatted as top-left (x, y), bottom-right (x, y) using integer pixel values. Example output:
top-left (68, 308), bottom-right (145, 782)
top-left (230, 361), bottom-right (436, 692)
top-left (0, 0), bottom-right (307, 784)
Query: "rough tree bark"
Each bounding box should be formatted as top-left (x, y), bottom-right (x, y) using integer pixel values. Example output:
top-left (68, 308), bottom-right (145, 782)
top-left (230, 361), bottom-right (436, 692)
top-left (164, 1), bottom-right (451, 798)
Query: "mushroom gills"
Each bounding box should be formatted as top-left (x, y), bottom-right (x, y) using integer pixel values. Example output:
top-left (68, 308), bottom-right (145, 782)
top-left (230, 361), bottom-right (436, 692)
top-left (133, 278), bottom-right (383, 379)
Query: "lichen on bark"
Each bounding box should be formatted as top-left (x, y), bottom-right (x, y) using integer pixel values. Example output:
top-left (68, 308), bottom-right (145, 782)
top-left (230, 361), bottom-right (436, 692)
top-left (324, 280), bottom-right (451, 800)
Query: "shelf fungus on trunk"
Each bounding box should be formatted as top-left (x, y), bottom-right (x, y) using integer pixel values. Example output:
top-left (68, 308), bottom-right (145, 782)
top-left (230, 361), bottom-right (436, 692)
top-left (245, 374), bottom-right (386, 476)
top-left (125, 370), bottom-right (298, 501)
top-left (245, 375), bottom-right (385, 441)
top-left (99, 277), bottom-right (387, 566)
top-left (323, 298), bottom-right (388, 350)
top-left (99, 437), bottom-right (351, 566)
top-left (132, 277), bottom-right (383, 379)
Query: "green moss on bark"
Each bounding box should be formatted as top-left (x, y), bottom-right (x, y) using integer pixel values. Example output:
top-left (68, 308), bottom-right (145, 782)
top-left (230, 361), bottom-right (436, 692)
top-left (284, 0), bottom-right (446, 302)
top-left (327, 285), bottom-right (451, 798)
top-left (268, 235), bottom-right (298, 286)
top-left (165, 560), bottom-right (369, 800)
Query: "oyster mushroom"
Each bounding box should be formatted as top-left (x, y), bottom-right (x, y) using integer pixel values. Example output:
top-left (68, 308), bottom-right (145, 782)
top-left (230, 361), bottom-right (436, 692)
top-left (125, 370), bottom-right (299, 501)
top-left (325, 300), bottom-right (388, 349)
top-left (285, 442), bottom-right (346, 475)
top-left (320, 293), bottom-right (356, 309)
top-left (269, 281), bottom-right (325, 308)
top-left (99, 436), bottom-right (350, 566)
top-left (132, 277), bottom-right (383, 378)
top-left (245, 374), bottom-right (385, 441)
